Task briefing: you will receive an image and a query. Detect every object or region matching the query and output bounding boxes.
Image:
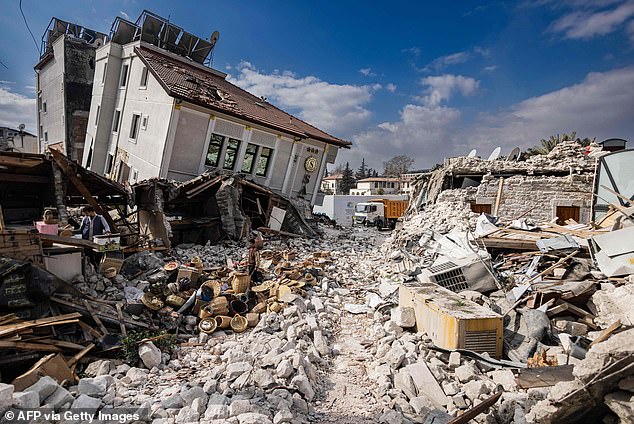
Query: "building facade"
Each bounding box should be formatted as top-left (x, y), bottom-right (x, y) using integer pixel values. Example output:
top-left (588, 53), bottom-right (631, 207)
top-left (82, 11), bottom-right (350, 207)
top-left (34, 19), bottom-right (107, 162)
top-left (0, 127), bottom-right (38, 153)
top-left (320, 174), bottom-right (343, 194)
top-left (350, 177), bottom-right (401, 195)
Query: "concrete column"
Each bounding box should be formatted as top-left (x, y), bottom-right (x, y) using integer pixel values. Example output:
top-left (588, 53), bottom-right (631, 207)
top-left (281, 140), bottom-right (299, 195)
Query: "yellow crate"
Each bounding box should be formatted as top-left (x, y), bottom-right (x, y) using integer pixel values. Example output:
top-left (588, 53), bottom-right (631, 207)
top-left (399, 283), bottom-right (503, 358)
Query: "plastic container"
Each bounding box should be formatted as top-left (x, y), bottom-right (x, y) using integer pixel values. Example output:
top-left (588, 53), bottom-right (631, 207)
top-left (35, 221), bottom-right (59, 235)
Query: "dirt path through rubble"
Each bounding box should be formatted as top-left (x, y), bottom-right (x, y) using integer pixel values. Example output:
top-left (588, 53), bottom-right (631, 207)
top-left (313, 229), bottom-right (387, 423)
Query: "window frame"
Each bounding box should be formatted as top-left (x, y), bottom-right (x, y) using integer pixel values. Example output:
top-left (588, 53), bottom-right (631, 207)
top-left (120, 63), bottom-right (129, 87)
top-left (94, 105), bottom-right (100, 126)
top-left (140, 66), bottom-right (148, 88)
top-left (129, 113), bottom-right (141, 141)
top-left (105, 153), bottom-right (114, 174)
top-left (112, 110), bottom-right (121, 133)
top-left (102, 62), bottom-right (108, 84)
top-left (241, 143), bottom-right (258, 174)
top-left (141, 115), bottom-right (148, 131)
top-left (222, 138), bottom-right (241, 170)
top-left (255, 147), bottom-right (273, 177)
top-left (42, 101), bottom-right (47, 114)
top-left (205, 133), bottom-right (225, 167)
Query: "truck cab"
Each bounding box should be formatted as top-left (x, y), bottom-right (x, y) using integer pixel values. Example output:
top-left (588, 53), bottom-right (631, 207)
top-left (354, 202), bottom-right (385, 226)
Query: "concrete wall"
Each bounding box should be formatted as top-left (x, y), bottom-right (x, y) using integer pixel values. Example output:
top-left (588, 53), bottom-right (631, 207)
top-left (438, 174), bottom-right (594, 223)
top-left (37, 36), bottom-right (66, 154)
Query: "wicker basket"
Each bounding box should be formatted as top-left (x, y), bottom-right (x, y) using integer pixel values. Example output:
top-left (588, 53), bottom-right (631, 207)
top-left (199, 318), bottom-right (217, 334)
top-left (231, 272), bottom-right (250, 294)
top-left (215, 315), bottom-right (231, 329)
top-left (231, 315), bottom-right (248, 333)
top-left (209, 296), bottom-right (229, 316)
top-left (246, 313), bottom-right (259, 327)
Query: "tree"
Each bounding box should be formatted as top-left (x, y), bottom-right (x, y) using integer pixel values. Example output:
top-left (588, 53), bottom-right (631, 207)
top-left (356, 158), bottom-right (368, 180)
top-left (524, 132), bottom-right (596, 158)
top-left (383, 155), bottom-right (415, 176)
top-left (338, 162), bottom-right (356, 195)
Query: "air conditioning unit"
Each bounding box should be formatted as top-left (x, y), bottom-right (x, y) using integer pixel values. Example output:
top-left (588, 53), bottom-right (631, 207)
top-left (399, 283), bottom-right (503, 358)
top-left (417, 255), bottom-right (498, 293)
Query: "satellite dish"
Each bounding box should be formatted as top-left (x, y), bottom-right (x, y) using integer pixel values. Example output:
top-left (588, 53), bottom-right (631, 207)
top-left (18, 124), bottom-right (25, 131)
top-left (467, 149), bottom-right (477, 158)
top-left (506, 146), bottom-right (520, 161)
top-left (487, 146), bottom-right (501, 161)
top-left (210, 31), bottom-right (220, 48)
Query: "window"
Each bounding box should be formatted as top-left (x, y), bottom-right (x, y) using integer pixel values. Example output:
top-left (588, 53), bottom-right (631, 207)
top-left (205, 133), bottom-right (224, 167)
top-left (95, 105), bottom-right (100, 126)
top-left (39, 125), bottom-right (43, 139)
top-left (140, 66), bottom-right (148, 87)
top-left (241, 143), bottom-right (258, 173)
top-left (112, 110), bottom-right (121, 132)
top-left (141, 115), bottom-right (148, 130)
top-left (44, 132), bottom-right (48, 142)
top-left (223, 138), bottom-right (241, 170)
top-left (120, 64), bottom-right (129, 87)
top-left (117, 161), bottom-right (131, 184)
top-left (42, 102), bottom-right (47, 113)
top-left (102, 62), bottom-right (108, 84)
top-left (256, 147), bottom-right (273, 177)
top-left (131, 169), bottom-right (138, 183)
top-left (38, 96), bottom-right (42, 111)
top-left (129, 113), bottom-right (141, 140)
top-left (105, 153), bottom-right (114, 174)
top-left (86, 146), bottom-right (93, 168)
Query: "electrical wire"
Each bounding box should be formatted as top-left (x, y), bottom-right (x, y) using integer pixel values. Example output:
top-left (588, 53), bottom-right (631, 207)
top-left (19, 0), bottom-right (40, 54)
top-left (0, 58), bottom-right (8, 69)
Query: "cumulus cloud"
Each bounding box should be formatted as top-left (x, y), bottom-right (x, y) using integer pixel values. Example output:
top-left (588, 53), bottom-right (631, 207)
top-left (419, 74), bottom-right (480, 107)
top-left (0, 86), bottom-right (37, 132)
top-left (343, 66), bottom-right (634, 170)
top-left (549, 0), bottom-right (634, 39)
top-left (229, 62), bottom-right (377, 135)
top-left (386, 83), bottom-right (397, 92)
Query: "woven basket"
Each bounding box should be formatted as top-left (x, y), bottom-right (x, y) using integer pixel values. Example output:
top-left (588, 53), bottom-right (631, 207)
top-left (246, 313), bottom-right (259, 327)
top-left (210, 296), bottom-right (229, 316)
top-left (231, 315), bottom-right (248, 333)
top-left (199, 318), bottom-right (217, 334)
top-left (215, 315), bottom-right (231, 329)
top-left (231, 272), bottom-right (250, 294)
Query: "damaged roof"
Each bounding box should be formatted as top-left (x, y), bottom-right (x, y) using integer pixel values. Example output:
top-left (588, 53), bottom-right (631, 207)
top-left (136, 45), bottom-right (351, 149)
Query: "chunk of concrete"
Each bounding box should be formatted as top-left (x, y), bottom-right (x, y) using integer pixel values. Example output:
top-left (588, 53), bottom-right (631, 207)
top-left (43, 386), bottom-right (73, 410)
top-left (237, 413), bottom-right (273, 424)
top-left (78, 377), bottom-right (107, 397)
top-left (204, 404), bottom-right (229, 420)
top-left (0, 383), bottom-right (14, 408)
top-left (71, 394), bottom-right (101, 413)
top-left (229, 399), bottom-right (251, 416)
top-left (391, 307), bottom-right (416, 328)
top-left (138, 341), bottom-right (162, 369)
top-left (24, 376), bottom-right (58, 401)
top-left (12, 391), bottom-right (39, 409)
top-left (175, 406), bottom-right (200, 423)
top-left (448, 351), bottom-right (461, 370)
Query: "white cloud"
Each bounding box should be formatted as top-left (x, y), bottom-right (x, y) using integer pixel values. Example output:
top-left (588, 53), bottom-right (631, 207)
top-left (120, 11), bottom-right (130, 20)
top-left (466, 65), bottom-right (634, 154)
top-left (229, 62), bottom-right (377, 135)
top-left (549, 0), bottom-right (634, 39)
top-left (343, 66), bottom-right (634, 170)
top-left (0, 86), bottom-right (37, 133)
top-left (424, 51), bottom-right (471, 71)
top-left (386, 83), bottom-right (397, 92)
top-left (483, 65), bottom-right (499, 72)
top-left (419, 74), bottom-right (480, 107)
top-left (359, 67), bottom-right (376, 77)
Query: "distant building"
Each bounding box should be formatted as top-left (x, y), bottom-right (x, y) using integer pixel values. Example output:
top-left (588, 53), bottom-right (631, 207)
top-left (34, 18), bottom-right (107, 161)
top-left (0, 126), bottom-right (38, 153)
top-left (82, 11), bottom-right (350, 207)
top-left (350, 177), bottom-right (401, 195)
top-left (320, 174), bottom-right (344, 194)
top-left (400, 170), bottom-right (431, 196)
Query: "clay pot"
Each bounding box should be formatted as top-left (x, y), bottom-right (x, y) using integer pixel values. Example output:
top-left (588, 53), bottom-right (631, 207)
top-left (215, 315), bottom-right (232, 329)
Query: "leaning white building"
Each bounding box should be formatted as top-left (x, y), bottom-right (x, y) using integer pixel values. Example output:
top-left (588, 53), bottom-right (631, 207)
top-left (82, 11), bottom-right (350, 207)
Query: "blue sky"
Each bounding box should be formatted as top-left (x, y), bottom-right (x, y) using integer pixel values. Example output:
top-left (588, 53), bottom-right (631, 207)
top-left (1, 0), bottom-right (634, 170)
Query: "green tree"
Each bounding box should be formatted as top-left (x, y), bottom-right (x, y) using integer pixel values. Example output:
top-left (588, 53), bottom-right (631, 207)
top-left (356, 158), bottom-right (368, 180)
top-left (524, 132), bottom-right (595, 158)
top-left (338, 162), bottom-right (356, 195)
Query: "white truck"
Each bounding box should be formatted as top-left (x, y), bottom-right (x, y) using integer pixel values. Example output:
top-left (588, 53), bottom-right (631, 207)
top-left (353, 199), bottom-right (408, 229)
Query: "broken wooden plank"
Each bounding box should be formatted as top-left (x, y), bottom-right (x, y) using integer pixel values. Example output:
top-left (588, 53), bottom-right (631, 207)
top-left (67, 343), bottom-right (95, 368)
top-left (516, 365), bottom-right (575, 389)
top-left (448, 391), bottom-right (502, 424)
top-left (589, 320), bottom-right (622, 347)
top-left (115, 303), bottom-right (127, 337)
top-left (493, 177), bottom-right (504, 216)
top-left (0, 313), bottom-right (82, 338)
top-left (51, 297), bottom-right (152, 330)
top-left (83, 300), bottom-right (109, 335)
top-left (38, 233), bottom-right (99, 249)
top-left (0, 340), bottom-right (64, 352)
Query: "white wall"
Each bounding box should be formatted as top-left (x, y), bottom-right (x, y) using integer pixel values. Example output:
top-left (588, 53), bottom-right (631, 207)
top-left (37, 36), bottom-right (66, 152)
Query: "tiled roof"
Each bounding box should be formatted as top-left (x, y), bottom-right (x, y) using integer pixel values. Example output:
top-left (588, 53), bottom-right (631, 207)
top-left (358, 177), bottom-right (401, 182)
top-left (136, 46), bottom-right (351, 148)
top-left (322, 174), bottom-right (344, 180)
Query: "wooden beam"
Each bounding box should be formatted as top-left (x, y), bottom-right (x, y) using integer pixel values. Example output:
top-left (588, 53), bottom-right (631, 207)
top-left (0, 173), bottom-right (49, 184)
top-left (0, 313), bottom-right (82, 338)
top-left (589, 320), bottom-right (622, 347)
top-left (516, 365), bottom-right (575, 389)
top-left (493, 177), bottom-right (504, 216)
top-left (0, 156), bottom-right (44, 168)
top-left (83, 300), bottom-right (109, 335)
top-left (39, 233), bottom-right (99, 249)
top-left (116, 303), bottom-right (127, 337)
top-left (51, 297), bottom-right (153, 330)
top-left (448, 391), bottom-right (502, 424)
top-left (49, 149), bottom-right (117, 230)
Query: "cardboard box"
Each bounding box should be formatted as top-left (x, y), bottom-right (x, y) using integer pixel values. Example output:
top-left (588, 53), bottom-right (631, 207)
top-left (177, 266), bottom-right (200, 284)
top-left (12, 353), bottom-right (74, 391)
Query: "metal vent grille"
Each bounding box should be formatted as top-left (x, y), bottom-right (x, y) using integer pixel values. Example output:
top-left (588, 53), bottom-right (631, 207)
top-left (428, 262), bottom-right (469, 292)
top-left (464, 330), bottom-right (499, 356)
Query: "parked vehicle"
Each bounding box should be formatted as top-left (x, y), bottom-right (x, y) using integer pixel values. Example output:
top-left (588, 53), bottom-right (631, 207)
top-left (353, 198), bottom-right (408, 229)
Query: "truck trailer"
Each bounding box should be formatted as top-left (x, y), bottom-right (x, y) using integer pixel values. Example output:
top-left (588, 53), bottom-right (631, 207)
top-left (353, 198), bottom-right (408, 229)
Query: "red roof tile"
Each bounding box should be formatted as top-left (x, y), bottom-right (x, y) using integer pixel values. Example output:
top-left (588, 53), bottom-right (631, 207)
top-left (136, 46), bottom-right (351, 148)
